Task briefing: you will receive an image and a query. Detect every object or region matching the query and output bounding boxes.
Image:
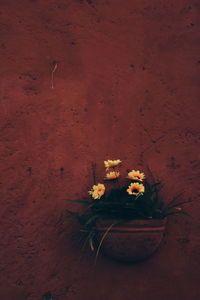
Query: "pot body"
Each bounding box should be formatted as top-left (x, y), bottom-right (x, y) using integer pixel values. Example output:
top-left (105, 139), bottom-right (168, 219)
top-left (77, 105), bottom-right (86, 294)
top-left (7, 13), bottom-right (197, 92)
top-left (96, 219), bottom-right (166, 262)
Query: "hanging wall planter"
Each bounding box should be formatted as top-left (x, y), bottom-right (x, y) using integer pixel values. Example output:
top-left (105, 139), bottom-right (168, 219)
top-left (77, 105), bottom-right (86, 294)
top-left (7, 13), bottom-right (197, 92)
top-left (96, 218), bottom-right (166, 262)
top-left (67, 159), bottom-right (192, 263)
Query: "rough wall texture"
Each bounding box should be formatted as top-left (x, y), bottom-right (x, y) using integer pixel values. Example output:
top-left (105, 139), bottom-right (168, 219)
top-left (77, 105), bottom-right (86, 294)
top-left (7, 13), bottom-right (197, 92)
top-left (0, 0), bottom-right (200, 299)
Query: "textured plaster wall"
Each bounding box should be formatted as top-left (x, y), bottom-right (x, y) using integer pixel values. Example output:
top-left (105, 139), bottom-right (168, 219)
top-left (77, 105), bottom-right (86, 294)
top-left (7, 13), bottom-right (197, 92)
top-left (0, 0), bottom-right (200, 299)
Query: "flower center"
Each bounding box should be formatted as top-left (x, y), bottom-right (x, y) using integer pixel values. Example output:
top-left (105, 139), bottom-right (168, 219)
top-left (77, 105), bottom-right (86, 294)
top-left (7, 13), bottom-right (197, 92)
top-left (133, 189), bottom-right (139, 193)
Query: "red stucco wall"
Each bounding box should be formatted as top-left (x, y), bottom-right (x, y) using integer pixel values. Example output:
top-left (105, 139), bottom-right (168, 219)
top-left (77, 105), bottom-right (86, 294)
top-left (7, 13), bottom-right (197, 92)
top-left (1, 0), bottom-right (200, 299)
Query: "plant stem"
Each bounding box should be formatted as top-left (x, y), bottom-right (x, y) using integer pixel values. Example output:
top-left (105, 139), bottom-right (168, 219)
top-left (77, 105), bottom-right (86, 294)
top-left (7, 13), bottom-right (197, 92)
top-left (112, 166), bottom-right (120, 189)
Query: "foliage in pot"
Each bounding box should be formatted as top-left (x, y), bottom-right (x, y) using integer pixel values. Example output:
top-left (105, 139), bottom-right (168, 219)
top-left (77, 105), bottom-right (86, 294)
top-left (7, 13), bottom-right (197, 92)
top-left (67, 159), bottom-right (192, 262)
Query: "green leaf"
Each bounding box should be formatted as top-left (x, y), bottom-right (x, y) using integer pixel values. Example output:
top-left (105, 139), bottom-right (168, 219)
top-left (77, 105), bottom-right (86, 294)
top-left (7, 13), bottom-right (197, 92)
top-left (135, 194), bottom-right (143, 201)
top-left (165, 192), bottom-right (185, 208)
top-left (89, 237), bottom-right (95, 251)
top-left (95, 221), bottom-right (120, 264)
top-left (164, 199), bottom-right (192, 211)
top-left (163, 210), bottom-right (193, 218)
top-left (81, 229), bottom-right (96, 251)
top-left (85, 214), bottom-right (99, 226)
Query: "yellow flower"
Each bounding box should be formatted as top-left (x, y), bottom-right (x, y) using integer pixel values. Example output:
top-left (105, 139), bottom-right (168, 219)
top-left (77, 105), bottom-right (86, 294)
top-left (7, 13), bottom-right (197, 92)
top-left (105, 171), bottom-right (120, 180)
top-left (104, 159), bottom-right (121, 169)
top-left (127, 182), bottom-right (145, 195)
top-left (127, 170), bottom-right (145, 182)
top-left (88, 183), bottom-right (105, 199)
top-left (175, 207), bottom-right (182, 211)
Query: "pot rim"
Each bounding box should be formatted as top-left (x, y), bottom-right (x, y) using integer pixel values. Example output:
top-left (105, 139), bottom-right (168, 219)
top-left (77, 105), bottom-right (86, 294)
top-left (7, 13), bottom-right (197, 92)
top-left (96, 218), bottom-right (167, 232)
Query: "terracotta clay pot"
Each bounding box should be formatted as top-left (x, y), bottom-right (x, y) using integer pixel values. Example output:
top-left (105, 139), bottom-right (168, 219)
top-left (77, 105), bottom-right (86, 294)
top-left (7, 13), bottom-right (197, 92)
top-left (96, 219), bottom-right (166, 262)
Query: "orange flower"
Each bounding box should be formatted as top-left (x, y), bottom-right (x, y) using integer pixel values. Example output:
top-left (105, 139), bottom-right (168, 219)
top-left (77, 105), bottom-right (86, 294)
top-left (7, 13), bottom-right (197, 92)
top-left (88, 183), bottom-right (105, 199)
top-left (105, 171), bottom-right (120, 180)
top-left (127, 170), bottom-right (145, 182)
top-left (127, 182), bottom-right (145, 195)
top-left (104, 159), bottom-right (121, 169)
